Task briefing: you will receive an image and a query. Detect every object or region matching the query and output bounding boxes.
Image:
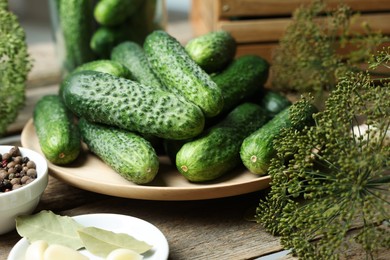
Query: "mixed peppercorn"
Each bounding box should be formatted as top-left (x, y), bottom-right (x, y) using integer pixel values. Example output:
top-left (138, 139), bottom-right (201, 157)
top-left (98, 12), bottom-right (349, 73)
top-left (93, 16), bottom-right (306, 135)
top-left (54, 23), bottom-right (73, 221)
top-left (0, 146), bottom-right (37, 192)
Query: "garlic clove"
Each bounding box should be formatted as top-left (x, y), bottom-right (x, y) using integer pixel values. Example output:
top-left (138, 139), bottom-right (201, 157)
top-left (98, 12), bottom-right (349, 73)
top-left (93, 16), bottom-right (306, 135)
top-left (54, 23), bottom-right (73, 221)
top-left (43, 244), bottom-right (88, 260)
top-left (106, 248), bottom-right (144, 260)
top-left (25, 240), bottom-right (48, 260)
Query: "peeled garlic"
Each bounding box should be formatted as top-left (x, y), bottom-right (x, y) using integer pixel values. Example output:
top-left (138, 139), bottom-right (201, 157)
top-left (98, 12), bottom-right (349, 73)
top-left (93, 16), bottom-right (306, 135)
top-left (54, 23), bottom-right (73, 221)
top-left (25, 240), bottom-right (48, 260)
top-left (43, 244), bottom-right (88, 260)
top-left (106, 248), bottom-right (144, 260)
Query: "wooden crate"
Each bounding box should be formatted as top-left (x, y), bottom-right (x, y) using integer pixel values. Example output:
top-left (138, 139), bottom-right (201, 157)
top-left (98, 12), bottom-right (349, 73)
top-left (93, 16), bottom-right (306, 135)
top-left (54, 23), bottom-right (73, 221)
top-left (191, 0), bottom-right (390, 62)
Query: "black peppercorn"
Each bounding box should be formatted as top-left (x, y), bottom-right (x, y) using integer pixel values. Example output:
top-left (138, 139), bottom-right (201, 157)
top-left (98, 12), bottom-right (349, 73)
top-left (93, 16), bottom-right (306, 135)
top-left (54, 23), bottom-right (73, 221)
top-left (0, 146), bottom-right (38, 193)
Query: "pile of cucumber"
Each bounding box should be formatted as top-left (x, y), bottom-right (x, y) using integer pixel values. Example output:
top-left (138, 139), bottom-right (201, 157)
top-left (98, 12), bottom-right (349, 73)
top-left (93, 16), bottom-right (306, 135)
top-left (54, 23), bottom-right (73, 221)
top-left (91, 0), bottom-right (161, 58)
top-left (33, 29), bottom-right (316, 185)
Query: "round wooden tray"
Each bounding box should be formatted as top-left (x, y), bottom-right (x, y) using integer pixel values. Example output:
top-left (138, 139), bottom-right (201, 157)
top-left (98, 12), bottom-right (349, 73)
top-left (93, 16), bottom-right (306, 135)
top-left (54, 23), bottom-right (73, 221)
top-left (21, 119), bottom-right (270, 200)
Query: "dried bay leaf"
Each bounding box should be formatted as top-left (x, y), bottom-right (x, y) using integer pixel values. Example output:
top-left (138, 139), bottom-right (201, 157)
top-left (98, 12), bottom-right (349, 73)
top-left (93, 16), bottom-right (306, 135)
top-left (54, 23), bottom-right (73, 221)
top-left (16, 210), bottom-right (85, 250)
top-left (78, 226), bottom-right (152, 258)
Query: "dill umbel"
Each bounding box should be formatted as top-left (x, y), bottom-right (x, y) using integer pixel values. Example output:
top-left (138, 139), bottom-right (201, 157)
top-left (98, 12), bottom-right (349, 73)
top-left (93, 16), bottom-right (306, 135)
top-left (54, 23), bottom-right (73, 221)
top-left (257, 47), bottom-right (390, 259)
top-left (271, 0), bottom-right (388, 107)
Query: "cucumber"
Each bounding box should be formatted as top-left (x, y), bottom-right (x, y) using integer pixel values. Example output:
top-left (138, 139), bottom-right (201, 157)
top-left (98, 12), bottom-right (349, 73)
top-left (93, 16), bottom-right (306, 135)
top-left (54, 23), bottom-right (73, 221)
top-left (61, 70), bottom-right (205, 140)
top-left (59, 59), bottom-right (133, 96)
top-left (111, 41), bottom-right (165, 90)
top-left (240, 99), bottom-right (317, 175)
top-left (185, 30), bottom-right (236, 73)
top-left (56, 0), bottom-right (95, 73)
top-left (212, 55), bottom-right (269, 114)
top-left (144, 30), bottom-right (224, 118)
top-left (94, 0), bottom-right (143, 26)
top-left (33, 95), bottom-right (81, 165)
top-left (73, 59), bottom-right (132, 79)
top-left (78, 118), bottom-right (158, 184)
top-left (259, 90), bottom-right (292, 118)
top-left (176, 102), bottom-right (268, 182)
top-left (90, 26), bottom-right (130, 58)
top-left (125, 0), bottom-right (165, 45)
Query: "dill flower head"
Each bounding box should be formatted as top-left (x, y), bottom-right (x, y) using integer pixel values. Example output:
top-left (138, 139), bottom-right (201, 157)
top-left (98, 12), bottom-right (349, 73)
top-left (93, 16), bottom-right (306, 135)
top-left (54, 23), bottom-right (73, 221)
top-left (271, 0), bottom-right (387, 107)
top-left (0, 1), bottom-right (32, 135)
top-left (256, 48), bottom-right (390, 259)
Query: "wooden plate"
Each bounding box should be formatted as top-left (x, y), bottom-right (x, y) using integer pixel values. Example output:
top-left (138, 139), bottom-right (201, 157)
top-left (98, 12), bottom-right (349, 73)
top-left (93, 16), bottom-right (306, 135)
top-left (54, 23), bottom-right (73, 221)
top-left (21, 119), bottom-right (270, 200)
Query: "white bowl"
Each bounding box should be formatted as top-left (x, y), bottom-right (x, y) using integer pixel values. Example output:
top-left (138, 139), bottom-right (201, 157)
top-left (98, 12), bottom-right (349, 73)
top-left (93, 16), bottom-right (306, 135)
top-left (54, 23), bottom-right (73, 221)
top-left (0, 145), bottom-right (48, 235)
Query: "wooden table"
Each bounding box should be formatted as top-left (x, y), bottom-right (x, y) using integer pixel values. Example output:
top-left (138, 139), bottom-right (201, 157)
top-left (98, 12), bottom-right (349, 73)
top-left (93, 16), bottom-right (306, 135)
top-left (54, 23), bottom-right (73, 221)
top-left (1, 21), bottom-right (290, 260)
top-left (1, 144), bottom-right (387, 260)
top-left (1, 20), bottom-right (388, 260)
top-left (0, 157), bottom-right (285, 260)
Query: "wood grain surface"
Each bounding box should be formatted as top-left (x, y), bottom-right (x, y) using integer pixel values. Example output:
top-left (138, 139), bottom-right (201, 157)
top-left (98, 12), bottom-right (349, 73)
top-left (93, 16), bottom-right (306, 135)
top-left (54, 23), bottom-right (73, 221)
top-left (1, 18), bottom-right (389, 260)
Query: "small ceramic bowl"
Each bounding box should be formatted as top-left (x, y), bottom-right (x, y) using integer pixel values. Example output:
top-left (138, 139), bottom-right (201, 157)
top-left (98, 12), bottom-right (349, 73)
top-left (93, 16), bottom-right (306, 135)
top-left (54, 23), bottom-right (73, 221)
top-left (0, 145), bottom-right (48, 235)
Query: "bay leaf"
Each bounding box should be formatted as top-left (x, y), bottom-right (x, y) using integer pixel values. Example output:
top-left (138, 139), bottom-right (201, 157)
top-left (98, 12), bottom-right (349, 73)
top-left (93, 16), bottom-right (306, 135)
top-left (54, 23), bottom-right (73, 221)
top-left (78, 226), bottom-right (152, 258)
top-left (16, 210), bottom-right (85, 250)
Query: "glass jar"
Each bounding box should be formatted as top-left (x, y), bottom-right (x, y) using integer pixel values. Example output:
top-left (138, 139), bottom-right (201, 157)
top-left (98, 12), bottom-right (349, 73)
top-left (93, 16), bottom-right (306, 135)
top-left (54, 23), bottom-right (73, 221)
top-left (48, 0), bottom-right (166, 76)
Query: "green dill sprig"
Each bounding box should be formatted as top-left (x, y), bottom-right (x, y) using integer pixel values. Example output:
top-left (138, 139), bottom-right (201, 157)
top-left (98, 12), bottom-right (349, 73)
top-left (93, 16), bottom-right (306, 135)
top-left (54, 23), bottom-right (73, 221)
top-left (271, 0), bottom-right (388, 107)
top-left (0, 0), bottom-right (32, 135)
top-left (256, 48), bottom-right (390, 259)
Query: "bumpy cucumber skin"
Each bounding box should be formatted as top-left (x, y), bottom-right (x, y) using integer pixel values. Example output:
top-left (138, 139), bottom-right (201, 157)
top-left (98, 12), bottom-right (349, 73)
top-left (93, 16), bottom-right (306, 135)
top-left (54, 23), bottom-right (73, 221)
top-left (212, 55), bottom-right (269, 114)
top-left (73, 59), bottom-right (133, 79)
top-left (144, 30), bottom-right (224, 118)
top-left (61, 71), bottom-right (205, 140)
top-left (78, 118), bottom-right (159, 184)
top-left (94, 0), bottom-right (143, 26)
top-left (59, 59), bottom-right (133, 96)
top-left (240, 102), bottom-right (317, 175)
top-left (185, 30), bottom-right (236, 73)
top-left (111, 41), bottom-right (165, 90)
top-left (176, 102), bottom-right (268, 182)
top-left (58, 0), bottom-right (95, 73)
top-left (33, 95), bottom-right (81, 165)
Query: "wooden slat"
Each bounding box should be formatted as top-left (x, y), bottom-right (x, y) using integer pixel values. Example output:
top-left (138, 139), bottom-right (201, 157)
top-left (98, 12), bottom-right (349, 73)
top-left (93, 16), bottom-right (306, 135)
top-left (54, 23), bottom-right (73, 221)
top-left (191, 17), bottom-right (211, 36)
top-left (235, 41), bottom-right (390, 63)
top-left (347, 13), bottom-right (390, 35)
top-left (234, 40), bottom-right (390, 89)
top-left (219, 18), bottom-right (288, 43)
top-left (190, 0), bottom-right (218, 35)
top-left (217, 0), bottom-right (390, 18)
top-left (236, 42), bottom-right (277, 62)
top-left (218, 13), bottom-right (390, 43)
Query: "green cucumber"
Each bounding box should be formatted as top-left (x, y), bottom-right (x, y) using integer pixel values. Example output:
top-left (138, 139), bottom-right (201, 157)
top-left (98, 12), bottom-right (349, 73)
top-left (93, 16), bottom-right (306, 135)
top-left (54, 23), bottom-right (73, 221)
top-left (176, 102), bottom-right (268, 182)
top-left (240, 100), bottom-right (317, 175)
top-left (125, 0), bottom-right (165, 45)
top-left (61, 70), bottom-right (205, 140)
top-left (94, 0), bottom-right (143, 26)
top-left (78, 118), bottom-right (158, 184)
top-left (56, 0), bottom-right (95, 73)
top-left (59, 59), bottom-right (133, 96)
top-left (33, 95), bottom-right (81, 165)
top-left (73, 59), bottom-right (132, 79)
top-left (90, 26), bottom-right (130, 58)
top-left (185, 30), bottom-right (236, 73)
top-left (144, 30), bottom-right (224, 118)
top-left (259, 90), bottom-right (292, 118)
top-left (111, 41), bottom-right (165, 90)
top-left (212, 55), bottom-right (269, 114)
